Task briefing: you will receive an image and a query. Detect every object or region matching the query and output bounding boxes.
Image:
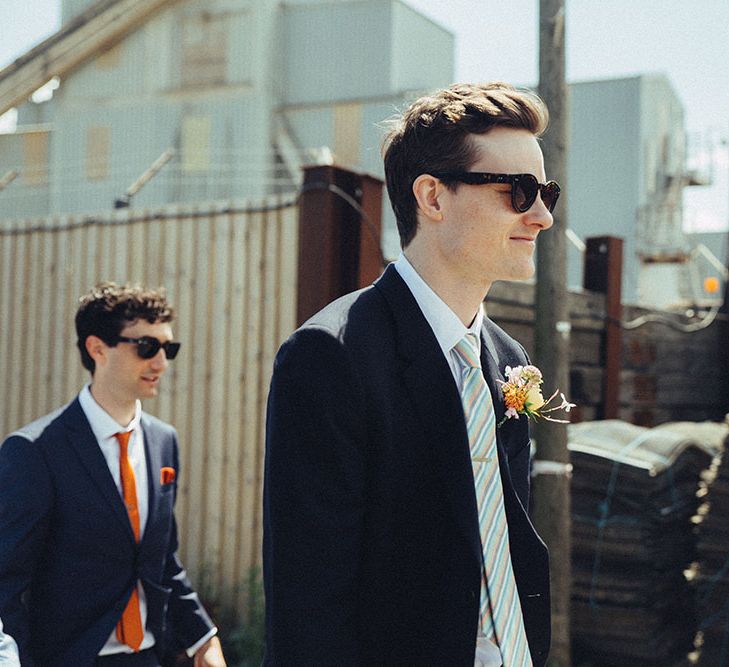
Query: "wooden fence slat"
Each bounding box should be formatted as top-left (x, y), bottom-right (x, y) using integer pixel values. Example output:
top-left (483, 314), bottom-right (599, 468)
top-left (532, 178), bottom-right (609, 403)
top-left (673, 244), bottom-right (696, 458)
top-left (205, 210), bottom-right (230, 594)
top-left (231, 206), bottom-right (254, 603)
top-left (155, 215), bottom-right (173, 421)
top-left (278, 204), bottom-right (299, 342)
top-left (56, 221), bottom-right (71, 405)
top-left (0, 223), bottom-right (17, 436)
top-left (8, 225), bottom-right (27, 429)
top-left (26, 228), bottom-right (43, 421)
top-left (184, 205), bottom-right (210, 573)
top-left (254, 207), bottom-right (279, 571)
top-left (218, 207), bottom-right (246, 606)
top-left (236, 207), bottom-right (264, 601)
top-left (171, 205), bottom-right (195, 564)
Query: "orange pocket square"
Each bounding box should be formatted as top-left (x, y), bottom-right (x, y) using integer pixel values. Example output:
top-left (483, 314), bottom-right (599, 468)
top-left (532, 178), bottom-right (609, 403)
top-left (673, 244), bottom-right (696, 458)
top-left (160, 467), bottom-right (176, 485)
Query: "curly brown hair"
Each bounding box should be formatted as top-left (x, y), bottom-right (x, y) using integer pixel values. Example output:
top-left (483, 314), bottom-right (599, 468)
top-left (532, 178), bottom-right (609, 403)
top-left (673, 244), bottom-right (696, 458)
top-left (382, 82), bottom-right (549, 247)
top-left (75, 282), bottom-right (174, 373)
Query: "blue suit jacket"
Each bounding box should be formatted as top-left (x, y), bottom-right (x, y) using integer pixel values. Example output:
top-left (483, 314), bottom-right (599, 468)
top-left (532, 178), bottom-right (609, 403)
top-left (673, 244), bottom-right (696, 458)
top-left (0, 398), bottom-right (213, 666)
top-left (263, 264), bottom-right (551, 666)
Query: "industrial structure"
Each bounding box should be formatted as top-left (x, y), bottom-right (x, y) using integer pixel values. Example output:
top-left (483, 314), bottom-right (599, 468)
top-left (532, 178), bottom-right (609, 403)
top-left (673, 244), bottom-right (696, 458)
top-left (0, 0), bottom-right (726, 307)
top-left (0, 0), bottom-right (452, 256)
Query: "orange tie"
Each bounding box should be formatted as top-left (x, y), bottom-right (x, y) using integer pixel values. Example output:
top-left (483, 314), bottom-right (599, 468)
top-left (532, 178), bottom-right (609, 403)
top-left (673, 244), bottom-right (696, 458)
top-left (114, 431), bottom-right (144, 652)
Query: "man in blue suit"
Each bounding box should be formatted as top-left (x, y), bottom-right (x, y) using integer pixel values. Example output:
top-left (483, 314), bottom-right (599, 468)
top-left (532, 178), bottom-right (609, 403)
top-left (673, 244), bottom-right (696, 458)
top-left (264, 83), bottom-right (559, 666)
top-left (0, 283), bottom-right (226, 666)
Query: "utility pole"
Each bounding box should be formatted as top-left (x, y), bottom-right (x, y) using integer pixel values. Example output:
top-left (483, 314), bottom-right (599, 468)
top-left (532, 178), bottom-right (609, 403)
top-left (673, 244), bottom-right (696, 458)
top-left (723, 136), bottom-right (729, 316)
top-left (534, 1), bottom-right (572, 665)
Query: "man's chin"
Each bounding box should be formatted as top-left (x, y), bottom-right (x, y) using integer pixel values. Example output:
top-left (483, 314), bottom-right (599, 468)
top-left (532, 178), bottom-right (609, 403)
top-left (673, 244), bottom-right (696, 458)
top-left (139, 380), bottom-right (160, 397)
top-left (512, 263), bottom-right (536, 282)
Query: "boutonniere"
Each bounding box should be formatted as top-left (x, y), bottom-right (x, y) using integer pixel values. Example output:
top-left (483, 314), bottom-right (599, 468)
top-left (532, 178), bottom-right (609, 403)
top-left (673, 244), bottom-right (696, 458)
top-left (160, 466), bottom-right (176, 485)
top-left (497, 365), bottom-right (575, 427)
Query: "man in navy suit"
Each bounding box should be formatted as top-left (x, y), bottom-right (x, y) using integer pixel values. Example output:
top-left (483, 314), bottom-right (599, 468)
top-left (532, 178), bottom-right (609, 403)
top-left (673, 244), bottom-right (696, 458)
top-left (0, 283), bottom-right (226, 666)
top-left (264, 83), bottom-right (559, 666)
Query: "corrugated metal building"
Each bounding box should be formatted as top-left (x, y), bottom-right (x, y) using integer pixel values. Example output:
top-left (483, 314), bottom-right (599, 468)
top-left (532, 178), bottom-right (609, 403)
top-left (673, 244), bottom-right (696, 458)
top-left (0, 0), bottom-right (453, 258)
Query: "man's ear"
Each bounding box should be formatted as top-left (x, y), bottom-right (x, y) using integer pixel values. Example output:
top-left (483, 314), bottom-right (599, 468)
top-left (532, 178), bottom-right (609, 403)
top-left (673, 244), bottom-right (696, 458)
top-left (85, 335), bottom-right (109, 369)
top-left (412, 174), bottom-right (445, 223)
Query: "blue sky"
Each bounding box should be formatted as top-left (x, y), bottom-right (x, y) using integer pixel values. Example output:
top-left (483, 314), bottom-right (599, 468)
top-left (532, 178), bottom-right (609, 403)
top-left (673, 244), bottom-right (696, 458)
top-left (3, 0), bottom-right (729, 232)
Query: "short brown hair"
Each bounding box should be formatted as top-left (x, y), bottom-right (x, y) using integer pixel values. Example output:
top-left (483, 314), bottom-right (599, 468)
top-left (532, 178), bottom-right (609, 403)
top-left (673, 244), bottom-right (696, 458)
top-left (382, 82), bottom-right (549, 247)
top-left (75, 282), bottom-right (174, 373)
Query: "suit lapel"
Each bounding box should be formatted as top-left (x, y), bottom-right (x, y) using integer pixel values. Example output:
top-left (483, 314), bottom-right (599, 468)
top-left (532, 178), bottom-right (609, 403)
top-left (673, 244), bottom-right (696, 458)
top-left (62, 399), bottom-right (136, 542)
top-left (375, 265), bottom-right (482, 566)
top-left (480, 320), bottom-right (529, 515)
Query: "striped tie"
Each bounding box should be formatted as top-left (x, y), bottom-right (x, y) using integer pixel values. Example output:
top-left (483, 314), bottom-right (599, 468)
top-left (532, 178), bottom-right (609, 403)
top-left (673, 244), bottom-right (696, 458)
top-left (453, 334), bottom-right (532, 667)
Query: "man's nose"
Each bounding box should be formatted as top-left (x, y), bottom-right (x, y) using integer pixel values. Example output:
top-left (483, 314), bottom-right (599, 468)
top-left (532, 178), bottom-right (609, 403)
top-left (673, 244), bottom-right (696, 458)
top-left (527, 192), bottom-right (554, 229)
top-left (150, 350), bottom-right (169, 371)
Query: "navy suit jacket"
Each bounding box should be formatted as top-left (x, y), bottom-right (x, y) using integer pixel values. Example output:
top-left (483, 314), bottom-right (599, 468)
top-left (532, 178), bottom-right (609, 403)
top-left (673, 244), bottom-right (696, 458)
top-left (263, 264), bottom-right (551, 666)
top-left (0, 398), bottom-right (214, 666)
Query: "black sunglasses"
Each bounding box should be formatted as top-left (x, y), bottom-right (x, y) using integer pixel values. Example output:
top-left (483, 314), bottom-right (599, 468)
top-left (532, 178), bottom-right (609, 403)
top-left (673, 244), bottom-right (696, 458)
top-left (432, 172), bottom-right (560, 213)
top-left (115, 336), bottom-right (181, 360)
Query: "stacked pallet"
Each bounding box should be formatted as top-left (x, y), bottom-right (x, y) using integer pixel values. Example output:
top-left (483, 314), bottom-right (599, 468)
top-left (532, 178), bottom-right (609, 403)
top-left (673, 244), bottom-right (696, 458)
top-left (690, 421), bottom-right (729, 666)
top-left (568, 420), bottom-right (723, 667)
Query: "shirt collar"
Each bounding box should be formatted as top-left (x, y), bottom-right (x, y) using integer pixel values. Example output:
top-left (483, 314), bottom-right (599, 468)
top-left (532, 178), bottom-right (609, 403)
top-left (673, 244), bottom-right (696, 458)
top-left (394, 253), bottom-right (484, 357)
top-left (79, 383), bottom-right (142, 442)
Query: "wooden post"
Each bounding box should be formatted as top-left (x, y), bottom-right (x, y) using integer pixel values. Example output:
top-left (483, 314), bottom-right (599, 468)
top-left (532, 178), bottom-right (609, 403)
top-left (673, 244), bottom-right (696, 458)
top-left (534, 1), bottom-right (572, 665)
top-left (296, 165), bottom-right (383, 326)
top-left (357, 174), bottom-right (385, 288)
top-left (583, 236), bottom-right (623, 419)
top-left (723, 230), bottom-right (729, 315)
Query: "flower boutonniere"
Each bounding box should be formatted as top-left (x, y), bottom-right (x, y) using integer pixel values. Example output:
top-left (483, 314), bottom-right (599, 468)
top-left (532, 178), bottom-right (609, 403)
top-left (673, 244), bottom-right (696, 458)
top-left (497, 365), bottom-right (575, 427)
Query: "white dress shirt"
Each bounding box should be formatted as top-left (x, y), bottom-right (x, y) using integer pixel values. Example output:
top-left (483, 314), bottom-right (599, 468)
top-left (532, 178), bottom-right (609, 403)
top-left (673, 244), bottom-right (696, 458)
top-left (394, 253), bottom-right (483, 388)
top-left (394, 255), bottom-right (503, 667)
top-left (78, 385), bottom-right (215, 658)
top-left (0, 617), bottom-right (20, 666)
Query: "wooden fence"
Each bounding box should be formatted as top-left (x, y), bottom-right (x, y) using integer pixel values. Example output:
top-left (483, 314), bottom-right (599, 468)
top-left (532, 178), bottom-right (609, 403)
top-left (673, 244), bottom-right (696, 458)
top-left (0, 196), bottom-right (299, 611)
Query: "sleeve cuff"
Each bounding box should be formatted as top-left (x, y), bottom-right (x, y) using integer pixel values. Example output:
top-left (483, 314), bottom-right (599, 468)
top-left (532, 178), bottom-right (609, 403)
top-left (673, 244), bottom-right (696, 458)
top-left (185, 627), bottom-right (218, 658)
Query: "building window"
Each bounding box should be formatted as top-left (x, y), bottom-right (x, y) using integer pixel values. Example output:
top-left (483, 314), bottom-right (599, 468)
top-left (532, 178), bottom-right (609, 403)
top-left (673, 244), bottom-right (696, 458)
top-left (86, 126), bottom-right (111, 181)
top-left (181, 115), bottom-right (211, 172)
top-left (181, 13), bottom-right (228, 88)
top-left (22, 131), bottom-right (49, 186)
